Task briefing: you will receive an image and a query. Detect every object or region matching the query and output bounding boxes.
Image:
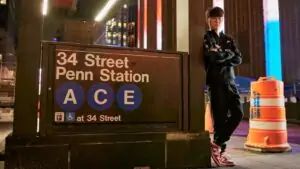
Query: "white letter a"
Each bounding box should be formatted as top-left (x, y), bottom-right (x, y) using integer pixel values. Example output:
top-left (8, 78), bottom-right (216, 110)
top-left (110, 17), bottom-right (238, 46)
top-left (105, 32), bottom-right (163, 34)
top-left (63, 89), bottom-right (77, 104)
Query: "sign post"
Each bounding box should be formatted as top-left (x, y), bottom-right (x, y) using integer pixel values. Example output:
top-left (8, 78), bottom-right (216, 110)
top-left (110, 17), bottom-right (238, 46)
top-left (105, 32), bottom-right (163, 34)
top-left (39, 44), bottom-right (186, 135)
top-left (3, 42), bottom-right (210, 169)
top-left (5, 0), bottom-right (211, 168)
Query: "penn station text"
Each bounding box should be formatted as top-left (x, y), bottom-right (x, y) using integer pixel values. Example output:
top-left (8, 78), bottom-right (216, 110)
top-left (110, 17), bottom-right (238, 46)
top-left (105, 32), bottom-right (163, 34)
top-left (55, 52), bottom-right (150, 83)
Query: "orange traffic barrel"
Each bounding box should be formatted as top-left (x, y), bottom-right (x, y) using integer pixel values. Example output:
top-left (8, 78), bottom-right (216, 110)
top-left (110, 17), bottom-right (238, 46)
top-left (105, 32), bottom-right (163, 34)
top-left (244, 77), bottom-right (291, 152)
top-left (205, 103), bottom-right (214, 134)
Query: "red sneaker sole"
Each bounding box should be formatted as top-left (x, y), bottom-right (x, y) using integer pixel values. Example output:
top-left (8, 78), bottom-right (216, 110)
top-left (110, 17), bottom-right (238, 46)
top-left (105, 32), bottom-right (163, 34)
top-left (220, 162), bottom-right (235, 167)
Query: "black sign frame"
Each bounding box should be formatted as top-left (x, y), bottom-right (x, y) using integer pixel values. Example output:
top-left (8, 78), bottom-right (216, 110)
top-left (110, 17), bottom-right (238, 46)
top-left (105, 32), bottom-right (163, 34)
top-left (39, 42), bottom-right (189, 135)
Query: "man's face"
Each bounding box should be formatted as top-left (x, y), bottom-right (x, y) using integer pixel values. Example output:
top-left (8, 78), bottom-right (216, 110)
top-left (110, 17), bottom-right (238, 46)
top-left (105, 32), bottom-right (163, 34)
top-left (208, 17), bottom-right (223, 31)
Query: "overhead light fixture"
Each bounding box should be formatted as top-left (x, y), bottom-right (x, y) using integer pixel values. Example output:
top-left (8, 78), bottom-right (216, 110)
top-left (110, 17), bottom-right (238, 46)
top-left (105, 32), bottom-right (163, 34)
top-left (42, 0), bottom-right (48, 16)
top-left (95, 0), bottom-right (119, 22)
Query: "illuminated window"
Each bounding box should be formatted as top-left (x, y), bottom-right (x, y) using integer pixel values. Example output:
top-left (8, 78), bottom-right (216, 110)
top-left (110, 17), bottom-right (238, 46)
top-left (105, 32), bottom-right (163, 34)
top-left (41, 0), bottom-right (138, 48)
top-left (0, 0), bottom-right (6, 5)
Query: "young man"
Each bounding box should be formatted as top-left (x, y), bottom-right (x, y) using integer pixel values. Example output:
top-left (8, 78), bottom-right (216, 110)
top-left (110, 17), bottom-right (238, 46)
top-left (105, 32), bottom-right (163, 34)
top-left (203, 7), bottom-right (243, 167)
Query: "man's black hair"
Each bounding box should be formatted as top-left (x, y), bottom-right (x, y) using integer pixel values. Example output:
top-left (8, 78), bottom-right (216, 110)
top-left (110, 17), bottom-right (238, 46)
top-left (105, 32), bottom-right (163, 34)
top-left (206, 7), bottom-right (224, 18)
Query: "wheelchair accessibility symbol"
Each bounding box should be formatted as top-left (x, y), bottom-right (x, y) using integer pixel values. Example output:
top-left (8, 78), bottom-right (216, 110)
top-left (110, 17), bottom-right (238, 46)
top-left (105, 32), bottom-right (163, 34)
top-left (66, 112), bottom-right (76, 122)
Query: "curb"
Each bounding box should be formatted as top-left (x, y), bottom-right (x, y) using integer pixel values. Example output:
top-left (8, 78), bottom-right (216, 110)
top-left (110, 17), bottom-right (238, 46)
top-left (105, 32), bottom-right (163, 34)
top-left (287, 119), bottom-right (300, 125)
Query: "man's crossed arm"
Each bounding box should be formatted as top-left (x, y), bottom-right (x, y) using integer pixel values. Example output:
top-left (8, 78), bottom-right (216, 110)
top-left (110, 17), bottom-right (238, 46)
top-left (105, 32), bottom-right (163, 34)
top-left (204, 34), bottom-right (242, 67)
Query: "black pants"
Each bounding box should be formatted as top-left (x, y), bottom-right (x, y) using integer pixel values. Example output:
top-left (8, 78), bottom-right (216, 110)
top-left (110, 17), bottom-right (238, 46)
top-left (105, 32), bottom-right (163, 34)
top-left (209, 83), bottom-right (243, 151)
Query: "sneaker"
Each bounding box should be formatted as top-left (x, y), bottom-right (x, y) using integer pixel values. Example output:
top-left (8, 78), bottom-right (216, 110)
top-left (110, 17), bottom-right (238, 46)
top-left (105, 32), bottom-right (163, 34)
top-left (211, 142), bottom-right (222, 166)
top-left (211, 157), bottom-right (218, 168)
top-left (219, 152), bottom-right (235, 167)
top-left (220, 144), bottom-right (227, 154)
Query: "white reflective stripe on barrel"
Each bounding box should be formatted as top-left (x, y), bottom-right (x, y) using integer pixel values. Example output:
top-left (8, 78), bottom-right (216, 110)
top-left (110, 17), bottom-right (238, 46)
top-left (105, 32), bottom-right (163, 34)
top-left (250, 97), bottom-right (285, 107)
top-left (249, 121), bottom-right (287, 130)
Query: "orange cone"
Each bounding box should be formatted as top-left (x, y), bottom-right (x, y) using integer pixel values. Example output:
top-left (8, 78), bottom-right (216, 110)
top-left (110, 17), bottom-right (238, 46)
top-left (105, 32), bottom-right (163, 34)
top-left (205, 103), bottom-right (214, 134)
top-left (244, 77), bottom-right (291, 153)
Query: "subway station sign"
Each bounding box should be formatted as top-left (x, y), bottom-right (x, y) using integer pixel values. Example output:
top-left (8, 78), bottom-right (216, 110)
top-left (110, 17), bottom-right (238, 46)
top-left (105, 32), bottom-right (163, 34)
top-left (53, 48), bottom-right (182, 124)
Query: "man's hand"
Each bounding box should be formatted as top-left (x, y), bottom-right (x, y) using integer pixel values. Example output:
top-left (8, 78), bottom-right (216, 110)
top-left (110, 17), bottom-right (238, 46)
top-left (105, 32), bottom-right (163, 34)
top-left (210, 48), bottom-right (218, 52)
top-left (215, 44), bottom-right (221, 49)
top-left (210, 44), bottom-right (222, 52)
top-left (224, 49), bottom-right (232, 53)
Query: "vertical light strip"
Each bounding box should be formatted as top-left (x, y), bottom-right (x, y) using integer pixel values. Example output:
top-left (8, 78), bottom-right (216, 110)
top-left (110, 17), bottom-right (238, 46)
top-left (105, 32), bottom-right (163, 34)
top-left (156, 0), bottom-right (162, 50)
top-left (137, 0), bottom-right (141, 48)
top-left (213, 0), bottom-right (225, 33)
top-left (176, 0), bottom-right (189, 52)
top-left (42, 0), bottom-right (48, 16)
top-left (263, 0), bottom-right (282, 80)
top-left (143, 0), bottom-right (148, 49)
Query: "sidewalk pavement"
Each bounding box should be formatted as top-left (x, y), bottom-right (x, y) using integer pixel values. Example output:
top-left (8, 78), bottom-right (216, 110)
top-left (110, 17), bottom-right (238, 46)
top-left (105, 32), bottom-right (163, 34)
top-left (215, 136), bottom-right (300, 169)
top-left (0, 136), bottom-right (298, 169)
top-left (0, 121), bottom-right (299, 169)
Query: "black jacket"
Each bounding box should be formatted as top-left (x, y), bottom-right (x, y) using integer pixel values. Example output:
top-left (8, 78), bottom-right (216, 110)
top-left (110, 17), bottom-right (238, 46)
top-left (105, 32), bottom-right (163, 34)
top-left (203, 30), bottom-right (242, 86)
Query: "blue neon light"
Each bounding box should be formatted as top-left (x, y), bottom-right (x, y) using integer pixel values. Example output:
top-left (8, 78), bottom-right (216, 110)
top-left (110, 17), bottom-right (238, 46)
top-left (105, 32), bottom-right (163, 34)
top-left (264, 20), bottom-right (282, 80)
